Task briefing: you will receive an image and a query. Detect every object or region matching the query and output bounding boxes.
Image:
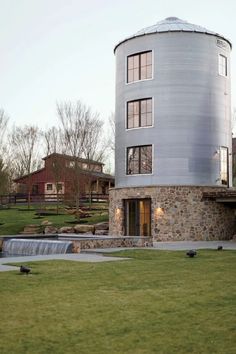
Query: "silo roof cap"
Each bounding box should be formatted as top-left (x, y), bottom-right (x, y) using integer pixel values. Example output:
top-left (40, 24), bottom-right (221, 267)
top-left (114, 17), bottom-right (232, 52)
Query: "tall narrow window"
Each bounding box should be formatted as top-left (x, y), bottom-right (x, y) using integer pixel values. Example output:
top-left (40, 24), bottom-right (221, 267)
top-left (127, 51), bottom-right (152, 83)
top-left (219, 54), bottom-right (227, 76)
top-left (220, 147), bottom-right (228, 185)
top-left (127, 145), bottom-right (152, 175)
top-left (127, 98), bottom-right (152, 129)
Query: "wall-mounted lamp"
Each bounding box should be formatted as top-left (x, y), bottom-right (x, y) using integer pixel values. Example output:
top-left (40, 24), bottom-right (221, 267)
top-left (155, 205), bottom-right (164, 218)
top-left (115, 207), bottom-right (121, 221)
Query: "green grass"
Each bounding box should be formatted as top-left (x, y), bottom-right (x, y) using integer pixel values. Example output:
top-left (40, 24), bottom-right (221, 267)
top-left (0, 204), bottom-right (109, 235)
top-left (0, 250), bottom-right (235, 354)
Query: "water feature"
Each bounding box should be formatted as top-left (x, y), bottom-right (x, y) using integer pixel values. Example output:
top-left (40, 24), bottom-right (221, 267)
top-left (2, 239), bottom-right (73, 256)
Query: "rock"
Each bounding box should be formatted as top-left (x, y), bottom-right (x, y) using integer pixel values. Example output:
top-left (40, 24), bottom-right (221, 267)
top-left (74, 224), bottom-right (95, 234)
top-left (44, 226), bottom-right (58, 234)
top-left (41, 220), bottom-right (53, 226)
top-left (95, 222), bottom-right (109, 231)
top-left (20, 224), bottom-right (41, 234)
top-left (95, 229), bottom-right (109, 236)
top-left (72, 241), bottom-right (81, 253)
top-left (59, 226), bottom-right (75, 233)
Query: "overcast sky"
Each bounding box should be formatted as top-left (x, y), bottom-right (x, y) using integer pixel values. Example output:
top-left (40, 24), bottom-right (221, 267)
top-left (0, 0), bottom-right (235, 130)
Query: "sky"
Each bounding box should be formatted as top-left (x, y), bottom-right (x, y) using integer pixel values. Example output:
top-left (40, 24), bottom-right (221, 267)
top-left (0, 0), bottom-right (236, 131)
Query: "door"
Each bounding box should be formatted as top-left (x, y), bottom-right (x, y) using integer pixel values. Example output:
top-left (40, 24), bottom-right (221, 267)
top-left (125, 199), bottom-right (151, 236)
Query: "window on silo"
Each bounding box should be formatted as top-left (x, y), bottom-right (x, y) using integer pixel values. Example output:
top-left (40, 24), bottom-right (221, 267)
top-left (220, 147), bottom-right (228, 185)
top-left (127, 98), bottom-right (152, 129)
top-left (127, 145), bottom-right (152, 175)
top-left (127, 51), bottom-right (152, 83)
top-left (218, 54), bottom-right (227, 76)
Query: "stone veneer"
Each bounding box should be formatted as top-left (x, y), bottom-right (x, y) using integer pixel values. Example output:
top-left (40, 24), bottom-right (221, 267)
top-left (109, 186), bottom-right (236, 241)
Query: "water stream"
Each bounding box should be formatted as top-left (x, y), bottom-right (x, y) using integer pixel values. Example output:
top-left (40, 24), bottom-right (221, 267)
top-left (2, 239), bottom-right (73, 256)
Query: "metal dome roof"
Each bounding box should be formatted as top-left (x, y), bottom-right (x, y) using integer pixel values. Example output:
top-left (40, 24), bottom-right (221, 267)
top-left (114, 17), bottom-right (232, 52)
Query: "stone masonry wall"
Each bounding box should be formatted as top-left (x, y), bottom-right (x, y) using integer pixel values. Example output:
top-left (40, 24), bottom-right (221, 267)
top-left (109, 186), bottom-right (236, 241)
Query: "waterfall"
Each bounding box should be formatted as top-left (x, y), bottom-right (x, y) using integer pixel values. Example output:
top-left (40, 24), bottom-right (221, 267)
top-left (3, 239), bottom-right (73, 256)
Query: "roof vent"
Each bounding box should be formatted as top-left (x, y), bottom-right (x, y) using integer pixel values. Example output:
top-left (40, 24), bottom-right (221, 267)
top-left (165, 17), bottom-right (179, 21)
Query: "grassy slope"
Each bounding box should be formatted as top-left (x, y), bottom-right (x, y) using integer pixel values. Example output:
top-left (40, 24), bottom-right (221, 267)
top-left (0, 250), bottom-right (235, 354)
top-left (0, 205), bottom-right (108, 235)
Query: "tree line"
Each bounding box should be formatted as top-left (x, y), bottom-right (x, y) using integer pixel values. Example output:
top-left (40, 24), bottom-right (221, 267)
top-left (0, 100), bottom-right (115, 198)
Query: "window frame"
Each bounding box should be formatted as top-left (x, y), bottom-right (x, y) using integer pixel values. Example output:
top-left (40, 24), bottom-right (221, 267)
top-left (127, 50), bottom-right (153, 84)
top-left (220, 146), bottom-right (229, 186)
top-left (126, 98), bottom-right (153, 129)
top-left (218, 54), bottom-right (227, 77)
top-left (46, 183), bottom-right (53, 191)
top-left (126, 145), bottom-right (153, 175)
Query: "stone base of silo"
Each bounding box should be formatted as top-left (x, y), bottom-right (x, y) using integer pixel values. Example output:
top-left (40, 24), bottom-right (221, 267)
top-left (109, 186), bottom-right (236, 241)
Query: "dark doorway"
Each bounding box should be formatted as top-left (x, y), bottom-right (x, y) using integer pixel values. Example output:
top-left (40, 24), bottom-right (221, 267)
top-left (124, 199), bottom-right (151, 236)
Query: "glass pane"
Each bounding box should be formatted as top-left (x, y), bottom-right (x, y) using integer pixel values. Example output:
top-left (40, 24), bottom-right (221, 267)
top-left (128, 116), bottom-right (133, 129)
top-left (133, 55), bottom-right (139, 68)
top-left (146, 113), bottom-right (152, 126)
top-left (146, 99), bottom-right (152, 112)
top-left (141, 66), bottom-right (147, 80)
top-left (127, 147), bottom-right (139, 174)
top-left (141, 100), bottom-right (147, 113)
top-left (133, 68), bottom-right (139, 81)
top-left (140, 53), bottom-right (147, 66)
top-left (146, 65), bottom-right (152, 79)
top-left (146, 51), bottom-right (152, 65)
top-left (139, 199), bottom-right (151, 236)
top-left (133, 101), bottom-right (139, 115)
top-left (140, 146), bottom-right (152, 173)
top-left (141, 113), bottom-right (147, 127)
top-left (128, 56), bottom-right (133, 70)
top-left (128, 69), bottom-right (133, 83)
top-left (128, 102), bottom-right (134, 115)
top-left (133, 115), bottom-right (139, 128)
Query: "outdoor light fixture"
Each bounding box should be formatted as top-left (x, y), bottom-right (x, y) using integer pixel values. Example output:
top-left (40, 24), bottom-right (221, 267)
top-left (155, 205), bottom-right (164, 218)
top-left (115, 207), bottom-right (121, 221)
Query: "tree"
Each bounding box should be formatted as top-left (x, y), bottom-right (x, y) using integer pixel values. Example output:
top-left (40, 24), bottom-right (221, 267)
top-left (57, 100), bottom-right (105, 215)
top-left (0, 109), bottom-right (9, 154)
top-left (10, 125), bottom-right (41, 208)
top-left (0, 109), bottom-right (10, 195)
top-left (43, 126), bottom-right (64, 156)
top-left (108, 112), bottom-right (115, 153)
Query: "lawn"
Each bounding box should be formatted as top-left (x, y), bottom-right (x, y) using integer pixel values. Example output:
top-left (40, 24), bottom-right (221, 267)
top-left (0, 203), bottom-right (109, 235)
top-left (0, 250), bottom-right (235, 354)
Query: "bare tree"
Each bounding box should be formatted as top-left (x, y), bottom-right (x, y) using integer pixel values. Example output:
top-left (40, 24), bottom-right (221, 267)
top-left (57, 100), bottom-right (105, 215)
top-left (82, 114), bottom-right (106, 208)
top-left (0, 109), bottom-right (11, 195)
top-left (43, 126), bottom-right (64, 155)
top-left (0, 109), bottom-right (9, 154)
top-left (108, 112), bottom-right (115, 153)
top-left (10, 125), bottom-right (41, 208)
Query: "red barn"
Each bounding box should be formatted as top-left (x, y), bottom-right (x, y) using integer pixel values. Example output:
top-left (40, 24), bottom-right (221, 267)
top-left (14, 153), bottom-right (114, 199)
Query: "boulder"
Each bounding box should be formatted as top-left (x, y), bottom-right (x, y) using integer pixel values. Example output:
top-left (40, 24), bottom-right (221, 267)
top-left (95, 229), bottom-right (109, 236)
top-left (74, 224), bottom-right (95, 234)
top-left (59, 226), bottom-right (75, 234)
top-left (44, 226), bottom-right (58, 234)
top-left (41, 220), bottom-right (53, 226)
top-left (95, 222), bottom-right (109, 231)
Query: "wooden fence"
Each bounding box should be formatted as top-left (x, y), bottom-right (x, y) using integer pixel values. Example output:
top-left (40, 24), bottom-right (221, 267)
top-left (0, 193), bottom-right (109, 205)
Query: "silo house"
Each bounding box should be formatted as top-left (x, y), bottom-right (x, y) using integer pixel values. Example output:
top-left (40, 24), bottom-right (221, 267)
top-left (109, 17), bottom-right (236, 241)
